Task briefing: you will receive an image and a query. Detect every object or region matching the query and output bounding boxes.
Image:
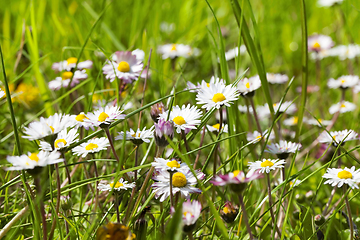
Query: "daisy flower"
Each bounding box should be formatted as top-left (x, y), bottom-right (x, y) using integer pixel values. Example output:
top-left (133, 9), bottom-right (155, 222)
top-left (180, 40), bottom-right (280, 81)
top-left (247, 130), bottom-right (274, 144)
top-left (102, 51), bottom-right (144, 83)
top-left (97, 178), bottom-right (135, 191)
top-left (85, 105), bottom-right (125, 127)
top-left (71, 112), bottom-right (94, 130)
top-left (157, 44), bottom-right (199, 59)
top-left (272, 101), bottom-right (297, 115)
top-left (323, 166), bottom-right (360, 189)
top-left (52, 57), bottom-right (93, 72)
top-left (154, 118), bottom-right (174, 147)
top-left (159, 104), bottom-right (202, 134)
top-left (6, 151), bottom-right (63, 171)
top-left (182, 200), bottom-right (202, 231)
top-left (248, 159), bottom-right (286, 174)
top-left (211, 169), bottom-right (262, 187)
top-left (329, 101), bottom-right (356, 115)
top-left (151, 158), bottom-right (190, 172)
top-left (48, 70), bottom-right (88, 90)
top-left (265, 140), bottom-right (302, 159)
top-left (329, 44), bottom-right (360, 60)
top-left (267, 73), bottom-right (289, 84)
top-left (327, 75), bottom-right (359, 89)
top-left (318, 129), bottom-right (358, 146)
top-left (224, 45), bottom-right (247, 61)
top-left (115, 126), bottom-right (154, 145)
top-left (23, 113), bottom-right (74, 140)
top-left (283, 116), bottom-right (304, 126)
top-left (206, 123), bottom-right (228, 133)
top-left (308, 35), bottom-right (334, 52)
top-left (72, 137), bottom-right (110, 157)
top-left (151, 169), bottom-right (204, 202)
top-left (317, 0), bottom-right (343, 7)
top-left (306, 118), bottom-right (332, 127)
top-left (150, 102), bottom-right (166, 123)
top-left (39, 128), bottom-right (79, 151)
top-left (196, 81), bottom-right (239, 110)
top-left (237, 76), bottom-right (261, 97)
top-left (0, 89), bottom-right (4, 98)
top-left (186, 76), bottom-right (225, 93)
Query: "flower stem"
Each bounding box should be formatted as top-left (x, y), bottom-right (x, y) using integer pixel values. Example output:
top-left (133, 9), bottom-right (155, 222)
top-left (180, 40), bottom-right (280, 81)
top-left (61, 152), bottom-right (72, 197)
top-left (238, 194), bottom-right (253, 240)
top-left (344, 186), bottom-right (354, 240)
top-left (194, 126), bottom-right (206, 169)
top-left (181, 130), bottom-right (190, 152)
top-left (188, 232), bottom-right (195, 240)
top-left (169, 171), bottom-right (174, 207)
top-left (48, 164), bottom-right (61, 240)
top-left (93, 160), bottom-right (99, 212)
top-left (115, 192), bottom-right (120, 223)
top-left (266, 173), bottom-right (281, 237)
top-left (34, 177), bottom-right (47, 240)
top-left (322, 186), bottom-right (337, 215)
top-left (249, 97), bottom-right (262, 134)
top-left (212, 108), bottom-right (223, 200)
top-left (104, 127), bottom-right (120, 163)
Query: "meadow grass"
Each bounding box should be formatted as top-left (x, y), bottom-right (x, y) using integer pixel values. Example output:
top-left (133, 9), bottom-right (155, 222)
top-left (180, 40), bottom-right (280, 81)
top-left (1, 0), bottom-right (360, 239)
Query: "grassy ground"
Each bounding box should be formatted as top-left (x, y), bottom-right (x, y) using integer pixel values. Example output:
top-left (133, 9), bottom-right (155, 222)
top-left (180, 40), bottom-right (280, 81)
top-left (1, 0), bottom-right (360, 239)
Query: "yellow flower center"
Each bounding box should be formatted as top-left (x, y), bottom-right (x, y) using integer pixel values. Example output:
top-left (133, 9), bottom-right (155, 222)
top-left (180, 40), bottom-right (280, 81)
top-left (49, 126), bottom-right (55, 133)
top-left (293, 116), bottom-right (298, 124)
top-left (131, 133), bottom-right (141, 138)
top-left (61, 71), bottom-right (74, 80)
top-left (233, 170), bottom-right (243, 179)
top-left (313, 42), bottom-right (320, 49)
top-left (171, 44), bottom-right (177, 51)
top-left (261, 160), bottom-right (274, 168)
top-left (256, 135), bottom-right (262, 140)
top-left (67, 57), bottom-right (78, 65)
top-left (340, 104), bottom-right (346, 108)
top-left (341, 79), bottom-right (346, 84)
top-left (212, 93), bottom-right (226, 103)
top-left (109, 182), bottom-right (124, 188)
top-left (98, 112), bottom-right (109, 122)
top-left (173, 116), bottom-right (186, 125)
top-left (212, 123), bottom-right (220, 130)
top-left (223, 206), bottom-right (231, 214)
top-left (117, 61), bottom-right (130, 72)
top-left (206, 83), bottom-right (210, 87)
top-left (183, 211), bottom-right (193, 217)
top-left (29, 153), bottom-right (39, 162)
top-left (75, 114), bottom-right (88, 122)
top-left (337, 170), bottom-right (352, 179)
top-left (55, 139), bottom-right (67, 148)
top-left (85, 143), bottom-right (98, 151)
top-left (245, 82), bottom-right (250, 89)
top-left (172, 172), bottom-right (187, 187)
top-left (167, 160), bottom-right (180, 168)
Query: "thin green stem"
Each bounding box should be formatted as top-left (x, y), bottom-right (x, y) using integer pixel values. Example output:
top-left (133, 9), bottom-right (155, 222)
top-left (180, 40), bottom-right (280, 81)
top-left (344, 186), bottom-right (354, 240)
top-left (48, 164), bottom-right (61, 240)
top-left (35, 177), bottom-right (47, 240)
top-left (266, 173), bottom-right (281, 237)
top-left (249, 97), bottom-right (262, 134)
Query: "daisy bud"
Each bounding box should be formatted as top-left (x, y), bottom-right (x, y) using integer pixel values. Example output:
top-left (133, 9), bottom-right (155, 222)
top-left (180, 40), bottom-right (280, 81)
top-left (314, 214), bottom-right (325, 226)
top-left (150, 102), bottom-right (166, 123)
top-left (60, 195), bottom-right (72, 211)
top-left (220, 202), bottom-right (239, 223)
top-left (154, 119), bottom-right (174, 147)
top-left (295, 193), bottom-right (306, 204)
top-left (134, 207), bottom-right (149, 240)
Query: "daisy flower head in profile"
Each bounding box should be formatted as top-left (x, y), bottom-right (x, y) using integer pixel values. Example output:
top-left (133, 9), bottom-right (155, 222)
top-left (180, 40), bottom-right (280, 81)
top-left (211, 169), bottom-right (262, 192)
top-left (306, 118), bottom-right (332, 127)
top-left (102, 51), bottom-right (144, 83)
top-left (271, 101), bottom-right (297, 115)
top-left (152, 158), bottom-right (190, 172)
top-left (283, 116), bottom-right (304, 127)
top-left (182, 200), bottom-right (202, 233)
top-left (85, 105), bottom-right (125, 128)
top-left (327, 75), bottom-right (359, 90)
top-left (157, 44), bottom-right (199, 59)
top-left (39, 128), bottom-right (78, 152)
top-left (196, 80), bottom-right (239, 111)
top-left (48, 70), bottom-right (88, 91)
top-left (329, 44), bottom-right (360, 60)
top-left (71, 112), bottom-right (94, 130)
top-left (329, 101), bottom-right (356, 115)
top-left (52, 57), bottom-right (93, 72)
top-left (224, 45), bottom-right (247, 61)
top-left (115, 126), bottom-right (154, 145)
top-left (247, 130), bottom-right (274, 144)
top-left (308, 35), bottom-right (334, 53)
top-left (6, 151), bottom-right (63, 176)
top-left (318, 129), bottom-right (358, 146)
top-left (23, 113), bottom-right (74, 141)
top-left (154, 118), bottom-right (174, 147)
top-left (317, 0), bottom-right (343, 7)
top-left (159, 104), bottom-right (202, 134)
top-left (206, 123), bottom-right (228, 133)
top-left (266, 73), bottom-right (289, 84)
top-left (97, 178), bottom-right (135, 192)
top-left (150, 102), bottom-right (166, 123)
top-left (151, 169), bottom-right (205, 202)
top-left (237, 75), bottom-right (261, 97)
top-left (248, 159), bottom-right (286, 174)
top-left (72, 137), bottom-right (110, 157)
top-left (265, 140), bottom-right (302, 159)
top-left (322, 166), bottom-right (360, 189)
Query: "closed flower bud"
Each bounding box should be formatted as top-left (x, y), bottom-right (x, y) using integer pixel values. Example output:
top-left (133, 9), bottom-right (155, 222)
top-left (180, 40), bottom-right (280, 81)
top-left (314, 214), bottom-right (325, 226)
top-left (295, 193), bottom-right (306, 204)
top-left (150, 102), bottom-right (166, 123)
top-left (154, 119), bottom-right (174, 147)
top-left (60, 195), bottom-right (72, 211)
top-left (220, 202), bottom-right (239, 223)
